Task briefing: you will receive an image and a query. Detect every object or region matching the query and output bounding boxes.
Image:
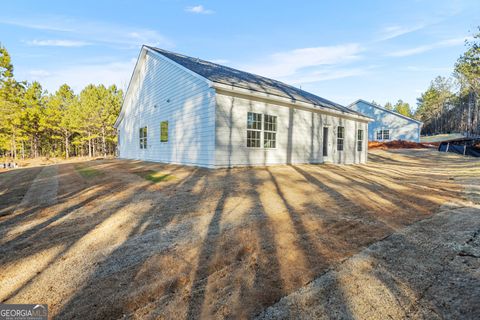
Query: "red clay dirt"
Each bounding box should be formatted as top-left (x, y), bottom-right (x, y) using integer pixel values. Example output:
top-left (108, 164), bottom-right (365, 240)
top-left (368, 140), bottom-right (430, 149)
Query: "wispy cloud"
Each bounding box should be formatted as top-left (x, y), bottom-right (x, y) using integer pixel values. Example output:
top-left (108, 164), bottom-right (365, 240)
top-left (25, 39), bottom-right (91, 47)
top-left (377, 24), bottom-right (426, 41)
top-left (285, 66), bottom-right (373, 85)
top-left (0, 18), bottom-right (73, 32)
top-left (19, 59), bottom-right (137, 93)
top-left (185, 5), bottom-right (214, 14)
top-left (388, 36), bottom-right (469, 57)
top-left (242, 44), bottom-right (363, 79)
top-left (0, 16), bottom-right (173, 49)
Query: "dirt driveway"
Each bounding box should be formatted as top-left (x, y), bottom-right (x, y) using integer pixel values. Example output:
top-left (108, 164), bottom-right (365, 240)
top-left (0, 149), bottom-right (478, 319)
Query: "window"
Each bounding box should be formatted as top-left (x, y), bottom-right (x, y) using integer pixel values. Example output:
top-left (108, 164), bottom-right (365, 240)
top-left (357, 129), bottom-right (364, 151)
top-left (263, 114), bottom-right (277, 148)
top-left (139, 126), bottom-right (147, 149)
top-left (376, 129), bottom-right (390, 141)
top-left (383, 129), bottom-right (390, 140)
top-left (247, 112), bottom-right (262, 147)
top-left (337, 126), bottom-right (344, 151)
top-left (160, 121), bottom-right (168, 142)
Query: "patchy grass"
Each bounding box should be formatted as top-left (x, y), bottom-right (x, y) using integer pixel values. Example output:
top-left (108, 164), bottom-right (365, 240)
top-left (75, 164), bottom-right (102, 179)
top-left (1, 150), bottom-right (478, 319)
top-left (136, 170), bottom-right (176, 183)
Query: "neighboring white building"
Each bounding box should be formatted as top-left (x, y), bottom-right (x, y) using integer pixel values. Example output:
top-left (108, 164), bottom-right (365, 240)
top-left (348, 99), bottom-right (423, 143)
top-left (114, 46), bottom-right (372, 168)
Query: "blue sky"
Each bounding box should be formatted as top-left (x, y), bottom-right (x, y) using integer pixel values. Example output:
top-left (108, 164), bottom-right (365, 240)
top-left (1, 0), bottom-right (479, 110)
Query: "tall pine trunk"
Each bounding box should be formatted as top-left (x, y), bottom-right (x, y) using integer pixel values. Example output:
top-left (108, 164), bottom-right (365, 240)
top-left (65, 133), bottom-right (69, 159)
top-left (102, 126), bottom-right (107, 157)
top-left (88, 132), bottom-right (92, 158)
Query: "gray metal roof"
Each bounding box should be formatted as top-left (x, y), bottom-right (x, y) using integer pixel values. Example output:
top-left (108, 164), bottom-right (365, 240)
top-left (147, 46), bottom-right (364, 116)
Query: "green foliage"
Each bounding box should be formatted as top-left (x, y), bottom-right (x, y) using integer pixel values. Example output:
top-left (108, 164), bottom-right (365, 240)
top-left (0, 45), bottom-right (123, 159)
top-left (415, 76), bottom-right (454, 123)
top-left (143, 171), bottom-right (176, 183)
top-left (75, 164), bottom-right (102, 178)
top-left (384, 102), bottom-right (393, 110)
top-left (393, 100), bottom-right (413, 117)
top-left (0, 45), bottom-right (13, 80)
top-left (454, 28), bottom-right (480, 95)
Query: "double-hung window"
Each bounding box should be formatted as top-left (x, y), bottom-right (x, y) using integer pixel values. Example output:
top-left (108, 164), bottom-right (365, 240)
top-left (383, 129), bottom-right (390, 140)
top-left (337, 126), bottom-right (344, 151)
top-left (246, 112), bottom-right (277, 148)
top-left (247, 112), bottom-right (262, 148)
top-left (377, 129), bottom-right (390, 140)
top-left (263, 114), bottom-right (277, 148)
top-left (139, 126), bottom-right (147, 149)
top-left (357, 129), bottom-right (364, 151)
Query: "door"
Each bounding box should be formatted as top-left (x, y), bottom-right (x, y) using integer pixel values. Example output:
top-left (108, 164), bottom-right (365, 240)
top-left (323, 127), bottom-right (332, 162)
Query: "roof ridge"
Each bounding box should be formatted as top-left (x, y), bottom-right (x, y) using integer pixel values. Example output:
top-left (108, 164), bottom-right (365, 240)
top-left (146, 46), bottom-right (365, 117)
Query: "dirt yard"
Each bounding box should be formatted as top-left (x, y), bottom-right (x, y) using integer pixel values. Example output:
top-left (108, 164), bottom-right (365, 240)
top-left (0, 149), bottom-right (478, 319)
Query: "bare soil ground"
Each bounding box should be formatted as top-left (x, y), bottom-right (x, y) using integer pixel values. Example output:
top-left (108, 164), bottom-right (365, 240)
top-left (0, 149), bottom-right (478, 319)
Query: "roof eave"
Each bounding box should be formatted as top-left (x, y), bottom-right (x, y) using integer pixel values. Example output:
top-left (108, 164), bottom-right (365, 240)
top-left (214, 83), bottom-right (373, 122)
top-left (349, 99), bottom-right (423, 125)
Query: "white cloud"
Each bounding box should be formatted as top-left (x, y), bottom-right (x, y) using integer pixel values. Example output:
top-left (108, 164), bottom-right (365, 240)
top-left (0, 16), bottom-right (173, 49)
top-left (185, 5), bottom-right (214, 14)
top-left (28, 69), bottom-right (52, 77)
top-left (19, 59), bottom-right (137, 93)
top-left (25, 39), bottom-right (91, 47)
top-left (388, 36), bottom-right (469, 57)
top-left (377, 24), bottom-right (425, 41)
top-left (284, 67), bottom-right (372, 85)
top-left (242, 44), bottom-right (363, 79)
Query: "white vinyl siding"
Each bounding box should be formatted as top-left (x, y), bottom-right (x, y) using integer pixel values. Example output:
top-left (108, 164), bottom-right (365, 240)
top-left (349, 100), bottom-right (422, 142)
top-left (215, 92), bottom-right (368, 167)
top-left (117, 49), bottom-right (215, 167)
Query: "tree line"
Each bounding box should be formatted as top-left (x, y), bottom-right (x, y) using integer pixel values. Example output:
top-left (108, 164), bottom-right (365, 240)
top-left (415, 28), bottom-right (480, 136)
top-left (0, 45), bottom-right (123, 159)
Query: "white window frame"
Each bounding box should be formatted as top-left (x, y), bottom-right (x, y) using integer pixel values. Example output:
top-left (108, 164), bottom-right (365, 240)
top-left (246, 112), bottom-right (262, 148)
top-left (263, 114), bottom-right (277, 149)
top-left (139, 126), bottom-right (148, 149)
top-left (383, 129), bottom-right (390, 140)
top-left (377, 129), bottom-right (391, 141)
top-left (337, 126), bottom-right (344, 151)
top-left (357, 129), bottom-right (364, 151)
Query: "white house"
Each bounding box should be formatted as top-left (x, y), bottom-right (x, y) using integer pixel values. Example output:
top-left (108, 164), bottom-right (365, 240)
top-left (114, 46), bottom-right (372, 168)
top-left (348, 99), bottom-right (423, 142)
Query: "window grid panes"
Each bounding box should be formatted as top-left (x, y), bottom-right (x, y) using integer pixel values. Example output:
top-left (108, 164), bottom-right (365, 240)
top-left (160, 121), bottom-right (168, 142)
top-left (247, 112), bottom-right (262, 148)
top-left (247, 130), bottom-right (261, 148)
top-left (337, 126), bottom-right (344, 151)
top-left (247, 112), bottom-right (262, 130)
top-left (263, 114), bottom-right (277, 148)
top-left (139, 126), bottom-right (147, 149)
top-left (383, 129), bottom-right (390, 140)
top-left (357, 129), bottom-right (363, 151)
top-left (377, 129), bottom-right (390, 140)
